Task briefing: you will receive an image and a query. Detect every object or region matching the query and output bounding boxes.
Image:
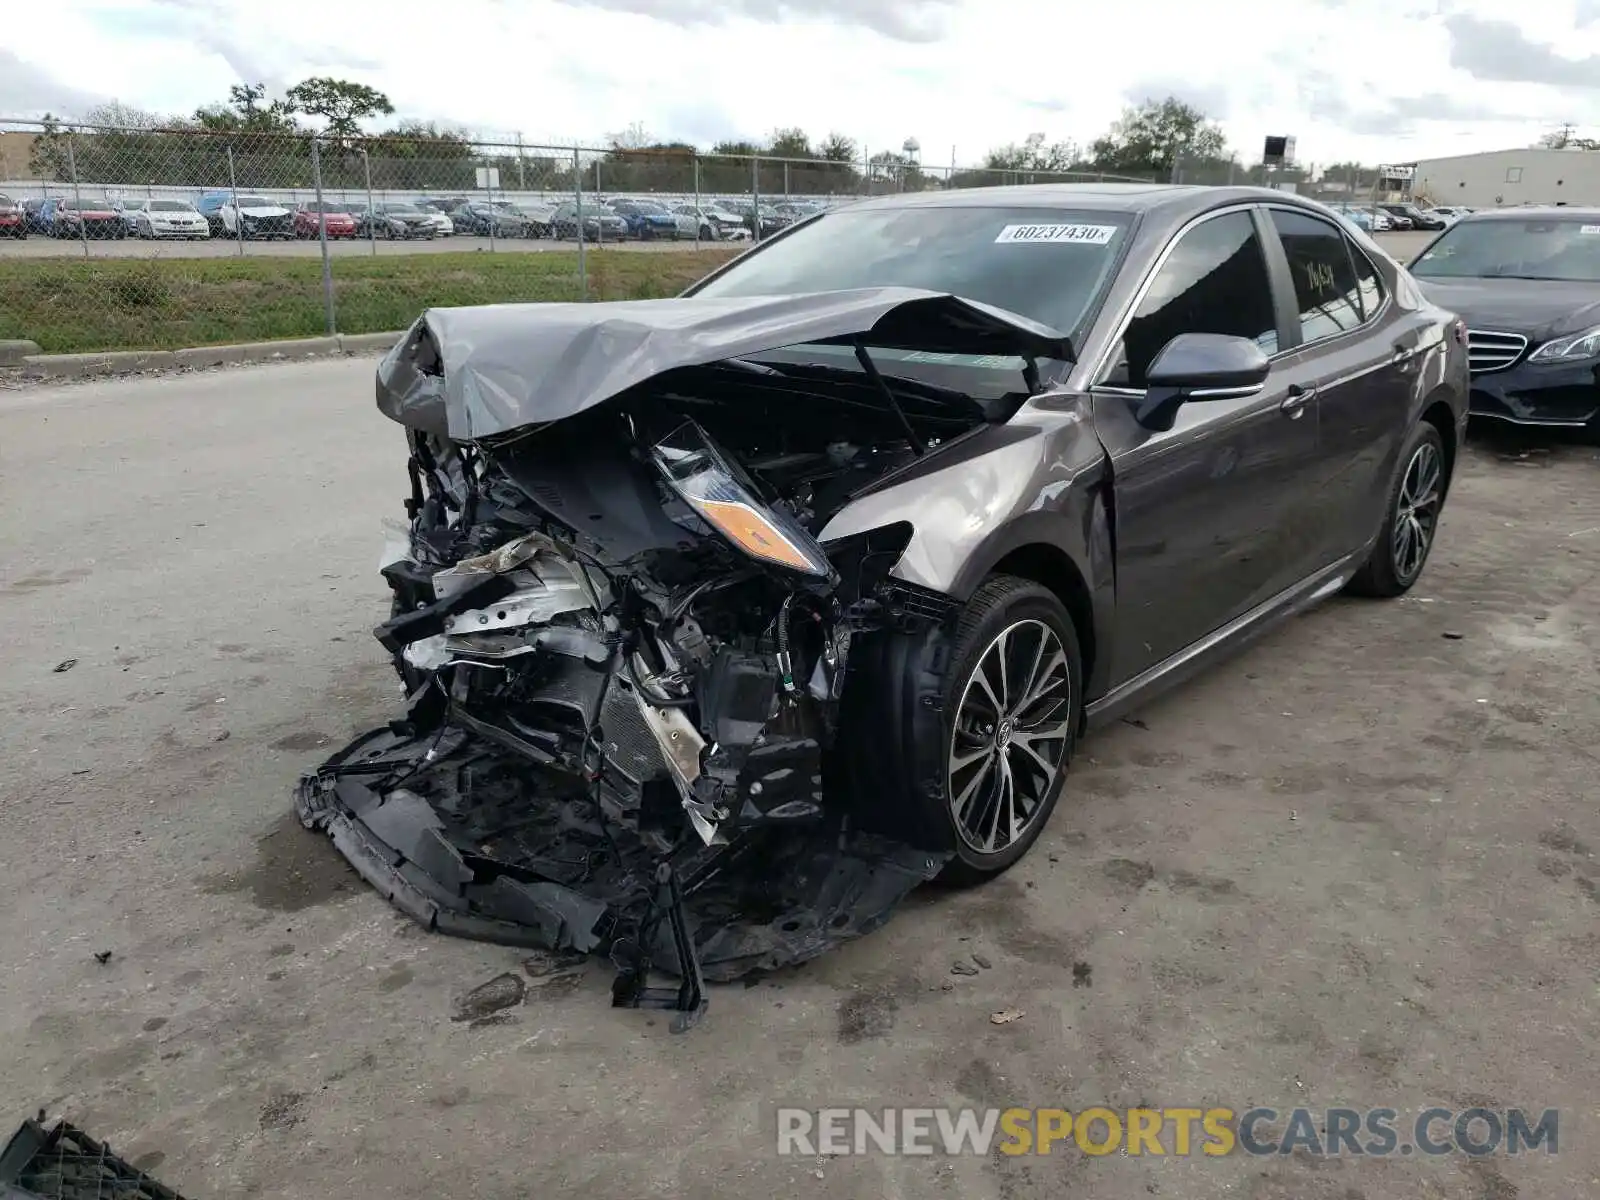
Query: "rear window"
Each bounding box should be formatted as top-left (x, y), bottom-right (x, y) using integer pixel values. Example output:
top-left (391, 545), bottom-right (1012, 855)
top-left (689, 205), bottom-right (1132, 340)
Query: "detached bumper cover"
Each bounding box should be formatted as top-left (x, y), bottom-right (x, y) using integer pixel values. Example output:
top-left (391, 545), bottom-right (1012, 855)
top-left (295, 717), bottom-right (947, 985)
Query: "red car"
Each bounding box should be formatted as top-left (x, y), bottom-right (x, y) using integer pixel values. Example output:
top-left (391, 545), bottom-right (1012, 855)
top-left (54, 198), bottom-right (124, 239)
top-left (294, 201), bottom-right (357, 239)
top-left (0, 193), bottom-right (25, 238)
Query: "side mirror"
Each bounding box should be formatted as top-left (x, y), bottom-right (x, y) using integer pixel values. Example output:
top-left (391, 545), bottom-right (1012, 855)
top-left (1134, 333), bottom-right (1272, 431)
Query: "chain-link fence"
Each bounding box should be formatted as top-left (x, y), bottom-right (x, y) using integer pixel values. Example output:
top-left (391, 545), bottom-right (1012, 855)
top-left (0, 117), bottom-right (1410, 356)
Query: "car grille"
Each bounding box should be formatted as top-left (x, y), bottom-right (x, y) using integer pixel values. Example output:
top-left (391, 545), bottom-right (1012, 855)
top-left (244, 214), bottom-right (292, 233)
top-left (1467, 330), bottom-right (1528, 375)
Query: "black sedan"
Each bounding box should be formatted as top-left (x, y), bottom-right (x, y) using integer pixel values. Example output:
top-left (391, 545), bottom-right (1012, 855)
top-left (548, 203), bottom-right (628, 241)
top-left (1409, 206), bottom-right (1600, 429)
top-left (449, 203), bottom-right (532, 238)
top-left (300, 184), bottom-right (1469, 998)
top-left (355, 204), bottom-right (438, 240)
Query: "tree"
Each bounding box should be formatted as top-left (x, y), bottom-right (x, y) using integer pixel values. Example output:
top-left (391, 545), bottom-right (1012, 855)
top-left (285, 77), bottom-right (394, 146)
top-left (1538, 124), bottom-right (1599, 151)
top-left (229, 83), bottom-right (269, 118)
top-left (818, 133), bottom-right (857, 164)
top-left (1088, 97), bottom-right (1228, 180)
top-left (27, 114), bottom-right (70, 181)
top-left (985, 132), bottom-right (1081, 174)
top-left (768, 127), bottom-right (812, 159)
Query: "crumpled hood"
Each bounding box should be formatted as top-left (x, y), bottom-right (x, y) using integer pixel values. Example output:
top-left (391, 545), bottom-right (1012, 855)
top-left (375, 288), bottom-right (1074, 441)
top-left (1413, 277), bottom-right (1600, 341)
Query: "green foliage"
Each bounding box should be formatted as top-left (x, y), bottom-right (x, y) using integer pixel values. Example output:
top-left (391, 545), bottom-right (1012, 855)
top-left (1086, 96), bottom-right (1229, 180)
top-left (284, 77), bottom-right (395, 145)
top-left (0, 250), bottom-right (741, 354)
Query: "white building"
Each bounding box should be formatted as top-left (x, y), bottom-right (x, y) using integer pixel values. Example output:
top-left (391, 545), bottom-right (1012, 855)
top-left (1411, 148), bottom-right (1600, 209)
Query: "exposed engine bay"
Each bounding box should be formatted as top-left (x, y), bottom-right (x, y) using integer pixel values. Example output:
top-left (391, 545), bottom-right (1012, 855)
top-left (294, 290), bottom-right (1073, 1025)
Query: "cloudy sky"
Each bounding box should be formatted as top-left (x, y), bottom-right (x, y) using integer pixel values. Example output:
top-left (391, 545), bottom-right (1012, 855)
top-left (3, 0), bottom-right (1600, 167)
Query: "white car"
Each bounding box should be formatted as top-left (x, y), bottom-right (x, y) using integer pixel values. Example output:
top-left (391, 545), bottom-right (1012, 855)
top-left (218, 194), bottom-right (294, 239)
top-left (1426, 206), bottom-right (1471, 226)
top-left (671, 203), bottom-right (751, 241)
top-left (411, 204), bottom-right (455, 236)
top-left (136, 199), bottom-right (210, 240)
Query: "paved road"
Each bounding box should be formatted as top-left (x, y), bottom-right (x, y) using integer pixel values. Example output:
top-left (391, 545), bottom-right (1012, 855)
top-left (1, 230), bottom-right (1430, 262)
top-left (1, 361), bottom-right (1596, 1199)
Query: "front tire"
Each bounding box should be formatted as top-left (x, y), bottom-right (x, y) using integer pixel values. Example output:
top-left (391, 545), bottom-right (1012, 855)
top-left (844, 575), bottom-right (1081, 884)
top-left (1346, 421), bottom-right (1447, 597)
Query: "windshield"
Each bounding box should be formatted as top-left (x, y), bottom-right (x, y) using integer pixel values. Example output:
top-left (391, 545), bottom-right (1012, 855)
top-left (236, 196), bottom-right (272, 208)
top-left (148, 200), bottom-right (191, 212)
top-left (384, 205), bottom-right (423, 215)
top-left (690, 205), bottom-right (1131, 338)
top-left (633, 201), bottom-right (667, 213)
top-left (1410, 217), bottom-right (1600, 282)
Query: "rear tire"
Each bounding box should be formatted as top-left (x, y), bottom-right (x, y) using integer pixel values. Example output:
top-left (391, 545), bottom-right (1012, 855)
top-left (1346, 421), bottom-right (1448, 597)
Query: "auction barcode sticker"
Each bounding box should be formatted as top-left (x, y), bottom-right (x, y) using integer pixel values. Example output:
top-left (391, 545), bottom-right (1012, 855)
top-left (1580, 225), bottom-right (1600, 235)
top-left (995, 223), bottom-right (1118, 245)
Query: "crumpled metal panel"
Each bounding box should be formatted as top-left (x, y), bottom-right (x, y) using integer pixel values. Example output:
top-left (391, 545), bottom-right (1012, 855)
top-left (374, 288), bottom-right (1073, 442)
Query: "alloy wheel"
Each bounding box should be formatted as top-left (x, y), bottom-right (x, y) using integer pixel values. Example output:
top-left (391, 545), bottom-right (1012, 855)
top-left (948, 619), bottom-right (1072, 854)
top-left (1392, 441), bottom-right (1442, 582)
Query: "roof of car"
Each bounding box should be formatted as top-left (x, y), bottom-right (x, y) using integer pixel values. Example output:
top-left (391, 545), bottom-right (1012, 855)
top-left (1462, 205), bottom-right (1600, 222)
top-left (842, 183), bottom-right (1303, 217)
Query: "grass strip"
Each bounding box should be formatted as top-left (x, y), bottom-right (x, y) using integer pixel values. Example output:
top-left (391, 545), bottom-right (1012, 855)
top-left (0, 248), bottom-right (741, 354)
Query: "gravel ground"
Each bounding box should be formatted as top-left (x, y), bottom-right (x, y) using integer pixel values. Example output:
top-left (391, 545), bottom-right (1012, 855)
top-left (0, 360), bottom-right (1596, 1200)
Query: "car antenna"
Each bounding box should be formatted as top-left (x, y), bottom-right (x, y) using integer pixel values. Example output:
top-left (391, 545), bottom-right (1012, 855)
top-left (852, 337), bottom-right (927, 456)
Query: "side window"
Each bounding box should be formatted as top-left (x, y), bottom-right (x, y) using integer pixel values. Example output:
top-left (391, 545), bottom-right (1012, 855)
top-left (1268, 209), bottom-right (1365, 341)
top-left (1350, 245), bottom-right (1384, 321)
top-left (1103, 211), bottom-right (1278, 388)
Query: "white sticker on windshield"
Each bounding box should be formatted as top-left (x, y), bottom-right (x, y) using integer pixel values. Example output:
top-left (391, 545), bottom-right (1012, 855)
top-left (994, 223), bottom-right (1117, 245)
top-left (1581, 224), bottom-right (1600, 234)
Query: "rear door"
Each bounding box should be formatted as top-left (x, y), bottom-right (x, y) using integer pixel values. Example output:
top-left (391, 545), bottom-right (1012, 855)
top-left (1259, 205), bottom-right (1417, 564)
top-left (1089, 206), bottom-right (1323, 685)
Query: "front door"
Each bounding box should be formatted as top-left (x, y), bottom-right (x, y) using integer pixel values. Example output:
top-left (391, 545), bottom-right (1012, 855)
top-left (1089, 207), bottom-right (1322, 686)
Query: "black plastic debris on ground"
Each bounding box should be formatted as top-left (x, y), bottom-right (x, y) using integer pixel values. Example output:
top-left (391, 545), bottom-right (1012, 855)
top-left (295, 720), bottom-right (948, 1023)
top-left (0, 1118), bottom-right (189, 1200)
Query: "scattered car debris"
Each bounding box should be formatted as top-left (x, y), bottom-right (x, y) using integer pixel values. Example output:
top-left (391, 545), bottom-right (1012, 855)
top-left (523, 948), bottom-right (588, 978)
top-left (1072, 961), bottom-right (1093, 987)
top-left (0, 1116), bottom-right (189, 1200)
top-left (52, 659), bottom-right (77, 674)
top-left (91, 951), bottom-right (112, 965)
top-left (1442, 630), bottom-right (1463, 640)
top-left (951, 961), bottom-right (980, 977)
top-left (451, 972), bottom-right (526, 1023)
top-left (971, 952), bottom-right (992, 970)
top-left (298, 293), bottom-right (1104, 1022)
top-left (989, 1008), bottom-right (1025, 1024)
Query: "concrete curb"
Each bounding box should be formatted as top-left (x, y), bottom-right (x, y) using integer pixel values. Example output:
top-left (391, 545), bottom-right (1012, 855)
top-left (15, 331), bottom-right (406, 379)
top-left (0, 340), bottom-right (42, 366)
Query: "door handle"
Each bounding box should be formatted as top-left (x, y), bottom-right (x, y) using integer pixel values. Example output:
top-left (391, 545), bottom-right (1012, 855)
top-left (1280, 384), bottom-right (1316, 419)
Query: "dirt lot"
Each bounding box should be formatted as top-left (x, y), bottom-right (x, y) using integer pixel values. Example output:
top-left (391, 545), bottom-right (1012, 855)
top-left (0, 360), bottom-right (1596, 1199)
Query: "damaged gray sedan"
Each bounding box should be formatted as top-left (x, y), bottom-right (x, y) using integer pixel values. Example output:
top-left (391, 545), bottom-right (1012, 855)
top-left (297, 184), bottom-right (1468, 1023)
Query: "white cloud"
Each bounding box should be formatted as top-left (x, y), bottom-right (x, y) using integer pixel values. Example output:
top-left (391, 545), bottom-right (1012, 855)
top-left (3, 0), bottom-right (1600, 165)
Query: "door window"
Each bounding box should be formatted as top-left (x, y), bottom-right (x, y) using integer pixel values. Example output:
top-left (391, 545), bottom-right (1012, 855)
top-left (1268, 209), bottom-right (1364, 341)
top-left (1103, 211), bottom-right (1279, 388)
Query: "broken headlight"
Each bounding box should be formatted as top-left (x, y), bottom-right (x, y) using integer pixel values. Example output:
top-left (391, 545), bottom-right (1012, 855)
top-left (652, 422), bottom-right (831, 578)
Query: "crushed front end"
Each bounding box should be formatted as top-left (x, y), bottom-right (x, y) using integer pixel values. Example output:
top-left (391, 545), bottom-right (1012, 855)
top-left (293, 292), bottom-right (1073, 1021)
